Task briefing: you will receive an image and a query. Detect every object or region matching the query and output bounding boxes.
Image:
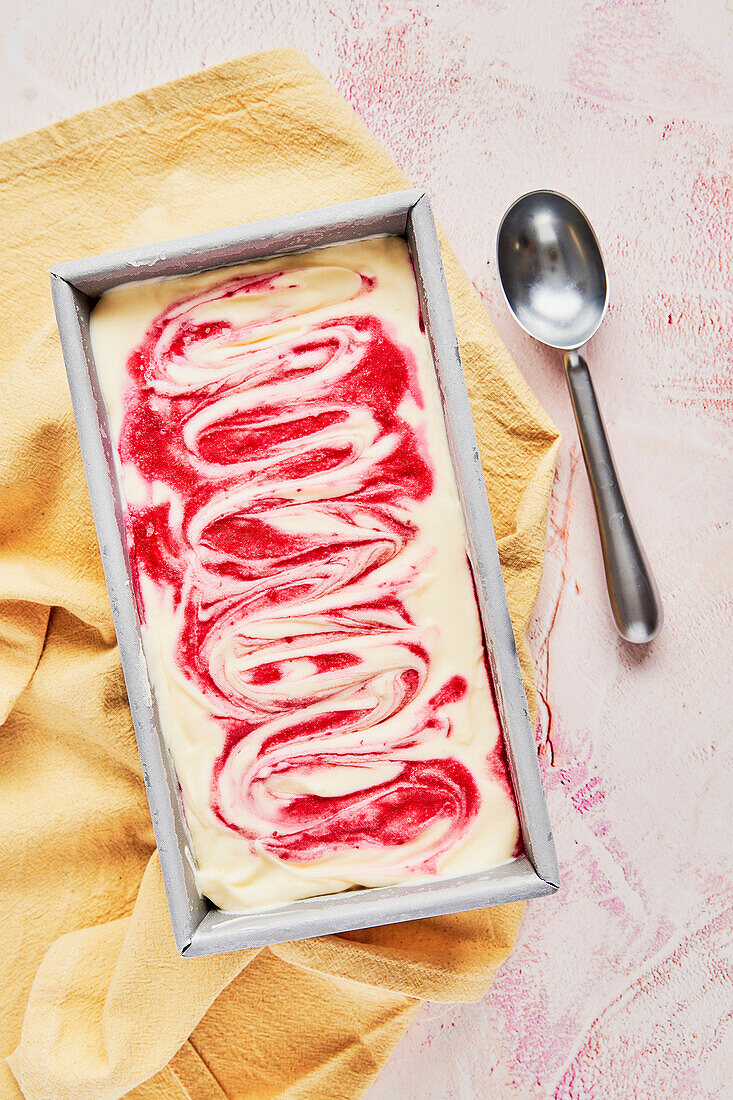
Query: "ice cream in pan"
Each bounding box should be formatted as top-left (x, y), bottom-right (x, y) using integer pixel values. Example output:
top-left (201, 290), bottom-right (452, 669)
top-left (90, 236), bottom-right (520, 911)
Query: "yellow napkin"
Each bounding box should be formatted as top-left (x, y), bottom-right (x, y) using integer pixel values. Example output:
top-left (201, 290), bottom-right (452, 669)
top-left (0, 51), bottom-right (559, 1100)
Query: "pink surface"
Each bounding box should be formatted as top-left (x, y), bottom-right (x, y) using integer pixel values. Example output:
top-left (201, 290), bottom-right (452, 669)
top-left (1, 2), bottom-right (731, 1096)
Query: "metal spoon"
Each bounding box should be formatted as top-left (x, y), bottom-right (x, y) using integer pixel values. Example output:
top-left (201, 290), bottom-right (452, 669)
top-left (496, 189), bottom-right (663, 643)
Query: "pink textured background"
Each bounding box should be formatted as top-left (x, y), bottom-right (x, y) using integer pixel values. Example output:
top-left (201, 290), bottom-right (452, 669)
top-left (1, 2), bottom-right (731, 1096)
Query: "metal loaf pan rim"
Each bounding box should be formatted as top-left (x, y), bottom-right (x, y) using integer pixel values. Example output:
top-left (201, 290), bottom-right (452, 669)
top-left (50, 189), bottom-right (558, 958)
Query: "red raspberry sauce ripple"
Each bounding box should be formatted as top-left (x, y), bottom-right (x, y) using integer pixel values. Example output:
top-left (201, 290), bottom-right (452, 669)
top-left (119, 266), bottom-right (486, 872)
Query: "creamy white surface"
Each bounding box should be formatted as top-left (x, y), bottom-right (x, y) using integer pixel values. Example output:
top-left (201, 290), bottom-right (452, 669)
top-left (90, 236), bottom-right (519, 911)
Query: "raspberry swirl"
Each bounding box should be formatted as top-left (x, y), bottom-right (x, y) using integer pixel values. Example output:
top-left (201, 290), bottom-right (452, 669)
top-left (95, 241), bottom-right (518, 908)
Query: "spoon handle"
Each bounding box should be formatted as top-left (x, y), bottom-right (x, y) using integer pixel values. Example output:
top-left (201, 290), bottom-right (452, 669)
top-left (563, 351), bottom-right (663, 643)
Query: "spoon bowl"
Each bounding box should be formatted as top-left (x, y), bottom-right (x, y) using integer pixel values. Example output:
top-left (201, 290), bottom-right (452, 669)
top-left (497, 190), bottom-right (608, 350)
top-left (495, 189), bottom-right (663, 643)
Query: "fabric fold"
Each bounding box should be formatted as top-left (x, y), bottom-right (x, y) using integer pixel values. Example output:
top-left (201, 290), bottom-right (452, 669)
top-left (0, 602), bottom-right (50, 725)
top-left (0, 50), bottom-right (559, 1100)
top-left (9, 856), bottom-right (255, 1100)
